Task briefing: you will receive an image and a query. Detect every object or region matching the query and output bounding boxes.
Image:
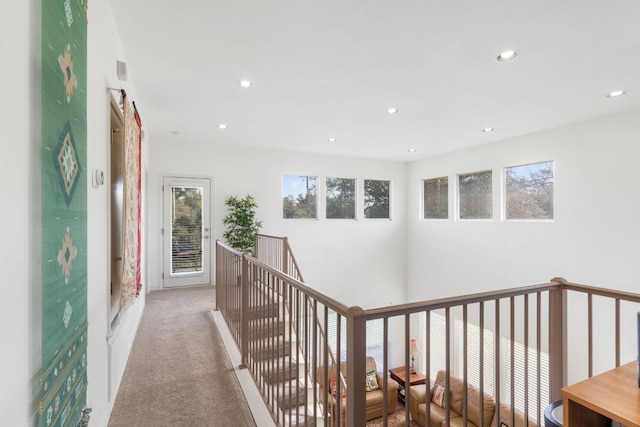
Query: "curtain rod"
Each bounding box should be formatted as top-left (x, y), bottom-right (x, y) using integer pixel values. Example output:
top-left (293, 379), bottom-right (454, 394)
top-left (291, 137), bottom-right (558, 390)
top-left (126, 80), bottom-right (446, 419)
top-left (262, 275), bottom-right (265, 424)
top-left (107, 87), bottom-right (127, 98)
top-left (108, 87), bottom-right (141, 120)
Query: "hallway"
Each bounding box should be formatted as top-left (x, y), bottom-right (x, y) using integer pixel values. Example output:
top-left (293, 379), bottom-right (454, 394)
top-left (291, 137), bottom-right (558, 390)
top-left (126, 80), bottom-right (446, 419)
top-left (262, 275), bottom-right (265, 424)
top-left (108, 286), bottom-right (257, 426)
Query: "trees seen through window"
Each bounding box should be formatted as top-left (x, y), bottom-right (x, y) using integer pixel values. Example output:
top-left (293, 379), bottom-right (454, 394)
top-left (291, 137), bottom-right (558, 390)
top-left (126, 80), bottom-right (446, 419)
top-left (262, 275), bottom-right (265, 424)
top-left (364, 180), bottom-right (390, 219)
top-left (505, 161), bottom-right (554, 220)
top-left (326, 177), bottom-right (356, 219)
top-left (283, 174), bottom-right (317, 219)
top-left (459, 171), bottom-right (492, 219)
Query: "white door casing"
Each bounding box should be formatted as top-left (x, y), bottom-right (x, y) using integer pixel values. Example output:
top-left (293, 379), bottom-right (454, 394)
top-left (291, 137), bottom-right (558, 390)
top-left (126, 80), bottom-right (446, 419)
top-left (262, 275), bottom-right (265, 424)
top-left (162, 176), bottom-right (211, 287)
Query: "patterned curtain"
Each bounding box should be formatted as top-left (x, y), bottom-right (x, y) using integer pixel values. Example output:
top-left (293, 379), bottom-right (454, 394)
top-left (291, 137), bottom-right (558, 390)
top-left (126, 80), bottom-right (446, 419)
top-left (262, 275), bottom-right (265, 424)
top-left (134, 105), bottom-right (143, 297)
top-left (120, 95), bottom-right (142, 308)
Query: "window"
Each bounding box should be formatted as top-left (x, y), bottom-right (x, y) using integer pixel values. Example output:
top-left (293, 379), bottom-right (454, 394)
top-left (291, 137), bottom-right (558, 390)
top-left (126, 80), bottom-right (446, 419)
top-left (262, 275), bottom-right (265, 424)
top-left (364, 180), bottom-right (390, 219)
top-left (326, 312), bottom-right (347, 363)
top-left (326, 313), bottom-right (388, 371)
top-left (458, 171), bottom-right (492, 219)
top-left (365, 319), bottom-right (386, 371)
top-left (283, 174), bottom-right (317, 219)
top-left (326, 177), bottom-right (356, 219)
top-left (503, 338), bottom-right (550, 424)
top-left (424, 312), bottom-right (448, 376)
top-left (423, 177), bottom-right (448, 219)
top-left (456, 318), bottom-right (495, 395)
top-left (425, 311), bottom-right (548, 425)
top-left (170, 185), bottom-right (203, 273)
top-left (505, 161), bottom-right (554, 220)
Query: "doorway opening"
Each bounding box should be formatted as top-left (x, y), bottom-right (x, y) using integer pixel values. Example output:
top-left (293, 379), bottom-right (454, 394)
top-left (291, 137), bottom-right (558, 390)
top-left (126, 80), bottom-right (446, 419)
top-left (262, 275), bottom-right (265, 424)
top-left (109, 97), bottom-right (125, 322)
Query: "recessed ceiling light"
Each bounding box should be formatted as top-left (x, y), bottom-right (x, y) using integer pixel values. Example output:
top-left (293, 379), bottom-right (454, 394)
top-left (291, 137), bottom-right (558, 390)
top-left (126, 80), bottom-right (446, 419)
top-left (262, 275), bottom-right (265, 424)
top-left (607, 90), bottom-right (626, 98)
top-left (327, 137), bottom-right (336, 143)
top-left (218, 124), bottom-right (227, 130)
top-left (482, 127), bottom-right (494, 133)
top-left (408, 148), bottom-right (416, 153)
top-left (238, 80), bottom-right (252, 88)
top-left (497, 50), bottom-right (518, 62)
top-left (387, 107), bottom-right (398, 114)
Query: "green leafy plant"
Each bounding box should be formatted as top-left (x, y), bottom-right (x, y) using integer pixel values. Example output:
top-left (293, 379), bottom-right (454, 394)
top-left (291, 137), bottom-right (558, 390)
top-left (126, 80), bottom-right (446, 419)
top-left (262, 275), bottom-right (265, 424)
top-left (222, 195), bottom-right (263, 253)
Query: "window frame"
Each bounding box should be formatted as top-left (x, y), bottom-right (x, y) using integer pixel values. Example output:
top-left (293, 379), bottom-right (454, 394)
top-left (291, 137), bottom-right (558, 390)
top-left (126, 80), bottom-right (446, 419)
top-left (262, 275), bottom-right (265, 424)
top-left (282, 173), bottom-right (319, 220)
top-left (503, 160), bottom-right (554, 222)
top-left (363, 179), bottom-right (392, 220)
top-left (457, 170), bottom-right (493, 221)
top-left (325, 176), bottom-right (357, 220)
top-left (423, 176), bottom-right (449, 220)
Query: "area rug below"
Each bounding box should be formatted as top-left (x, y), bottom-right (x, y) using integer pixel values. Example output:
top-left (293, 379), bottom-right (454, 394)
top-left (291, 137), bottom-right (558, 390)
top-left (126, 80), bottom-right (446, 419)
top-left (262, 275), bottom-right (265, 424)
top-left (366, 405), bottom-right (420, 427)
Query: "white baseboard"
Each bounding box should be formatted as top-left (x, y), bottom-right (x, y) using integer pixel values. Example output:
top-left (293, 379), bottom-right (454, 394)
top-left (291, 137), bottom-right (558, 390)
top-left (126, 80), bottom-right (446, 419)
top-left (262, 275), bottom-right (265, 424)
top-left (210, 310), bottom-right (276, 427)
top-left (102, 296), bottom-right (145, 426)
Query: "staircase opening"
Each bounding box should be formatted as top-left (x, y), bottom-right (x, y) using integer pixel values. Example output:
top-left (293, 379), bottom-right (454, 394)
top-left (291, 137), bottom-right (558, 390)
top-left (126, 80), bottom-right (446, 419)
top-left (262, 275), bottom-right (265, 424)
top-left (215, 234), bottom-right (640, 427)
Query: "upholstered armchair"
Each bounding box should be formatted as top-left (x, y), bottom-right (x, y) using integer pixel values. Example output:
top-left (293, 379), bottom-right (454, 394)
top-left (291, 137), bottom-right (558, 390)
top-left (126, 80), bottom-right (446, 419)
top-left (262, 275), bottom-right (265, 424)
top-left (317, 356), bottom-right (398, 425)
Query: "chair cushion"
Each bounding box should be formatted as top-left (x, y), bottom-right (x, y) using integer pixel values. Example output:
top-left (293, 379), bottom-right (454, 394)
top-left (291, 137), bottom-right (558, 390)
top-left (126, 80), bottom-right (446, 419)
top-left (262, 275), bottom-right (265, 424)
top-left (494, 402), bottom-right (538, 427)
top-left (428, 402), bottom-right (448, 427)
top-left (317, 356), bottom-right (397, 423)
top-left (447, 414), bottom-right (475, 427)
top-left (434, 371), bottom-right (495, 427)
top-left (364, 389), bottom-right (384, 405)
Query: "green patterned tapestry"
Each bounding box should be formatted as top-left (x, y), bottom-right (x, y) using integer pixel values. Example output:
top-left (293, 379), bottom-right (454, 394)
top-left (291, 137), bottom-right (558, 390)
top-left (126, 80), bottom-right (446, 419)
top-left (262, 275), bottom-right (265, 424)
top-left (37, 1), bottom-right (89, 426)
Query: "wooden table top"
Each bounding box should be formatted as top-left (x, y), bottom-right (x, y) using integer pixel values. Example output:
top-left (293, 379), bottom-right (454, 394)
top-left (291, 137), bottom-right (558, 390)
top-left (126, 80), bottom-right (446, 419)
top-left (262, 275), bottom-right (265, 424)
top-left (389, 366), bottom-right (427, 385)
top-left (561, 361), bottom-right (640, 427)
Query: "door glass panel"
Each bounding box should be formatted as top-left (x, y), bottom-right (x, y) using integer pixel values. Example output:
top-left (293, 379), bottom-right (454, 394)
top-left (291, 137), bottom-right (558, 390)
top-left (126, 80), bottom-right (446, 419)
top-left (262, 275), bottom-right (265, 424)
top-left (170, 185), bottom-right (203, 275)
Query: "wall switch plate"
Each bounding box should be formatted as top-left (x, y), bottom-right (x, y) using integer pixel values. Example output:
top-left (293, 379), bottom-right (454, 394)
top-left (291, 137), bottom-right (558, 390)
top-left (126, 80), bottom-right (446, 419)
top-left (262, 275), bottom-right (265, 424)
top-left (92, 168), bottom-right (104, 188)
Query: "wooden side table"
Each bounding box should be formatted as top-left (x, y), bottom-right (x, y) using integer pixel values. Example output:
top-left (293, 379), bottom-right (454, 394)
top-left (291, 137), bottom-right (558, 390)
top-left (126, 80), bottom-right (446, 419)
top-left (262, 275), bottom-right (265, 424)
top-left (389, 366), bottom-right (427, 404)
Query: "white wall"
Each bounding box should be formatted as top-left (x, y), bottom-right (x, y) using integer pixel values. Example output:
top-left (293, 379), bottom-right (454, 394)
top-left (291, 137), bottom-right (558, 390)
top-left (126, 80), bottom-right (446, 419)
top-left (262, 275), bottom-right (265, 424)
top-left (0, 2), bottom-right (146, 426)
top-left (86, 2), bottom-right (147, 426)
top-left (407, 110), bottom-right (640, 299)
top-left (148, 141), bottom-right (407, 308)
top-left (406, 110), bottom-right (640, 380)
top-left (1, 1), bottom-right (36, 424)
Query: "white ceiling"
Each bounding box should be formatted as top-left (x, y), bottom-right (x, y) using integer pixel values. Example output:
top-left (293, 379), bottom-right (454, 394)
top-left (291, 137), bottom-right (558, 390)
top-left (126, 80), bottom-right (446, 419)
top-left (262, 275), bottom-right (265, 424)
top-left (109, 0), bottom-right (640, 162)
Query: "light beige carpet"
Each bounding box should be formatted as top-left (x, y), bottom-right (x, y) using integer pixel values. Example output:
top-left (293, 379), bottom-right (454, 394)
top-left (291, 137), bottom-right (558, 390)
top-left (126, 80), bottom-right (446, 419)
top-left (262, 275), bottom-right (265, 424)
top-left (108, 286), bottom-right (257, 426)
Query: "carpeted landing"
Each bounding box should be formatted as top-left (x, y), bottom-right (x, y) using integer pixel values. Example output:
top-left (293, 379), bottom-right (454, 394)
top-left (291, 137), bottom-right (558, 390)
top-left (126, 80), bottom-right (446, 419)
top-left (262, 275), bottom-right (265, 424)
top-left (108, 286), bottom-right (257, 426)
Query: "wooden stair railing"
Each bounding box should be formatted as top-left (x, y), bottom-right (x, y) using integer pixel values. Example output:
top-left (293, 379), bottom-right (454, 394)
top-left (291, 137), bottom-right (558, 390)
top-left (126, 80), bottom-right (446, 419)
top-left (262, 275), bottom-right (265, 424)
top-left (254, 235), bottom-right (344, 426)
top-left (219, 237), bottom-right (640, 427)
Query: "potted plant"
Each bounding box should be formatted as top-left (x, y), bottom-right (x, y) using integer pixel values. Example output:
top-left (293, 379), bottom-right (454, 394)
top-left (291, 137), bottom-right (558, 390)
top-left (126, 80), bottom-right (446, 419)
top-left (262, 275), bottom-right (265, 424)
top-left (222, 194), bottom-right (263, 254)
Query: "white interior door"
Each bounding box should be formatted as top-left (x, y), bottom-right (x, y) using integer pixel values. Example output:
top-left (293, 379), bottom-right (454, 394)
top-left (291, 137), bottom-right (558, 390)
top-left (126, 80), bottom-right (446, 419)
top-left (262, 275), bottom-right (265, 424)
top-left (162, 177), bottom-right (211, 287)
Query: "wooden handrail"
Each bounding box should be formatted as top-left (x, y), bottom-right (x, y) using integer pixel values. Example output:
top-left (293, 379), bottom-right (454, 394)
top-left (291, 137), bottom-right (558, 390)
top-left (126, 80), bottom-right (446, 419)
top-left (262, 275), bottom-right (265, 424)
top-left (365, 282), bottom-right (561, 319)
top-left (216, 239), bottom-right (243, 256)
top-left (254, 236), bottom-right (347, 365)
top-left (560, 281), bottom-right (640, 303)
